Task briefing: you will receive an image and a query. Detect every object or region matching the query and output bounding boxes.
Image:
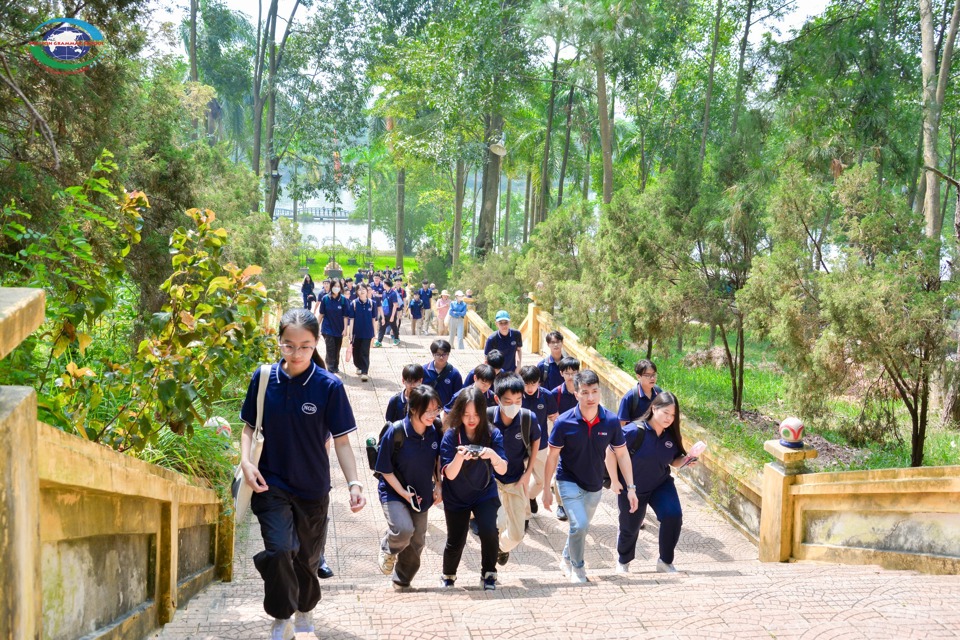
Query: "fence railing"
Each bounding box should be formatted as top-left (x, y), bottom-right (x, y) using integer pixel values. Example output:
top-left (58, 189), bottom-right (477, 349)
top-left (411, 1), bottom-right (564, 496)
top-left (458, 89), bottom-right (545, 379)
top-left (519, 298), bottom-right (960, 573)
top-left (0, 288), bottom-right (231, 640)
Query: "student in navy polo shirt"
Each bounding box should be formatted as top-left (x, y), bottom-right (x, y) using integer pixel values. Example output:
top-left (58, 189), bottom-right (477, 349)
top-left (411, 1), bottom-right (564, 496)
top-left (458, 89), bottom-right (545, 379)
top-left (346, 283), bottom-right (376, 382)
top-left (408, 290), bottom-right (423, 336)
top-left (440, 388), bottom-right (508, 590)
top-left (464, 349), bottom-right (503, 387)
top-left (607, 392), bottom-right (694, 574)
top-left (444, 363), bottom-right (496, 412)
top-left (485, 310), bottom-right (523, 372)
top-left (370, 275), bottom-right (385, 340)
top-left (375, 385), bottom-right (444, 588)
top-left (301, 274), bottom-right (315, 309)
top-left (488, 373), bottom-right (541, 566)
top-left (551, 357), bottom-right (580, 416)
top-left (542, 370), bottom-right (638, 585)
top-left (376, 279), bottom-right (401, 347)
top-left (519, 365), bottom-right (558, 518)
top-left (617, 359), bottom-right (663, 426)
top-left (239, 308), bottom-right (366, 639)
top-left (537, 331), bottom-right (566, 390)
top-left (317, 278), bottom-right (349, 375)
top-left (422, 339), bottom-right (463, 408)
top-left (417, 280), bottom-right (434, 335)
top-left (385, 364), bottom-right (424, 423)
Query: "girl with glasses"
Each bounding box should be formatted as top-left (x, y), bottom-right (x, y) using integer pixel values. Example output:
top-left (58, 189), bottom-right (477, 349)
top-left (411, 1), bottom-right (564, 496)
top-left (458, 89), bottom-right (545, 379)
top-left (239, 308), bottom-right (366, 640)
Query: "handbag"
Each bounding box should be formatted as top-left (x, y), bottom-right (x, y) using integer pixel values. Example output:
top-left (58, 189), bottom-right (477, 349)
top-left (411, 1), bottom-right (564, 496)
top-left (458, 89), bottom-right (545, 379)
top-left (231, 364), bottom-right (272, 522)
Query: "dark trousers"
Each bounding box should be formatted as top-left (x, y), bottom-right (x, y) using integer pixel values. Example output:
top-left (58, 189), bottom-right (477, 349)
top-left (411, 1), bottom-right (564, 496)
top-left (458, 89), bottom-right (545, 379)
top-left (353, 338), bottom-right (371, 374)
top-left (377, 317), bottom-right (398, 342)
top-left (251, 486), bottom-right (330, 619)
top-left (323, 334), bottom-right (343, 373)
top-left (616, 476), bottom-right (683, 565)
top-left (442, 496), bottom-right (501, 578)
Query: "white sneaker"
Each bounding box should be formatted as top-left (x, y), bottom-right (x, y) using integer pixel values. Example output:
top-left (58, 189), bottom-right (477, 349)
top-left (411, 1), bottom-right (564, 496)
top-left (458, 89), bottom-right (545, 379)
top-left (270, 618), bottom-right (294, 640)
top-left (570, 565), bottom-right (588, 584)
top-left (616, 562), bottom-right (630, 574)
top-left (656, 559), bottom-right (678, 573)
top-left (294, 610), bottom-right (314, 633)
top-left (361, 374), bottom-right (369, 382)
top-left (558, 556), bottom-right (572, 577)
top-left (378, 549), bottom-right (397, 575)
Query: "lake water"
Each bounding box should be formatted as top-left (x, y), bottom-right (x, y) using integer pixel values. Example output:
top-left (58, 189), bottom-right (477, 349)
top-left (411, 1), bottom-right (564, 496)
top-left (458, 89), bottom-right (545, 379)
top-left (277, 193), bottom-right (394, 252)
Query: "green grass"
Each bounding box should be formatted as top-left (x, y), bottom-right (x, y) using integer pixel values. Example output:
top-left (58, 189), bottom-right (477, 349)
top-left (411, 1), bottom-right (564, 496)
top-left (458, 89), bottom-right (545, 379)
top-left (303, 250), bottom-right (418, 278)
top-left (591, 324), bottom-right (959, 472)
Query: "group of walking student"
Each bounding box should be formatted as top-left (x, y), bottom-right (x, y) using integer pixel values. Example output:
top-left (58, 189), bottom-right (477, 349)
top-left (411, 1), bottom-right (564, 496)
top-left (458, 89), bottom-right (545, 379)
top-left (239, 306), bottom-right (698, 640)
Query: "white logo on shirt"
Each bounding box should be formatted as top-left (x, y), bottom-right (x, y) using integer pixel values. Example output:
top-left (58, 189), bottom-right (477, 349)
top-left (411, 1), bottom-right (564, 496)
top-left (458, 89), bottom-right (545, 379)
top-left (302, 403), bottom-right (317, 414)
top-left (511, 341), bottom-right (516, 346)
top-left (537, 404), bottom-right (545, 410)
top-left (515, 433), bottom-right (523, 440)
top-left (444, 379), bottom-right (451, 384)
top-left (665, 441), bottom-right (674, 448)
top-left (431, 442), bottom-right (438, 450)
top-left (597, 431), bottom-right (608, 436)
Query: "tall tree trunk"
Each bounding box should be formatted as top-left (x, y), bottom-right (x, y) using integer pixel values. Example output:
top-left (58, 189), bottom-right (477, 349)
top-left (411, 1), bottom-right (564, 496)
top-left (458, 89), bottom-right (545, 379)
top-left (264, 3), bottom-right (279, 219)
top-left (396, 167), bottom-right (405, 268)
top-left (582, 132), bottom-right (591, 200)
top-left (701, 0), bottom-right (724, 164)
top-left (453, 159), bottom-right (466, 271)
top-left (557, 85), bottom-right (575, 208)
top-left (189, 0), bottom-right (199, 83)
top-left (470, 169), bottom-right (480, 255)
top-left (504, 174), bottom-right (512, 247)
top-left (729, 0), bottom-right (754, 139)
top-left (292, 160), bottom-right (299, 224)
top-left (594, 43), bottom-right (614, 204)
top-left (476, 114), bottom-right (504, 257)
top-left (538, 40), bottom-right (561, 223)
top-left (522, 170), bottom-right (531, 243)
top-left (366, 154), bottom-right (374, 257)
top-left (919, 0), bottom-right (960, 240)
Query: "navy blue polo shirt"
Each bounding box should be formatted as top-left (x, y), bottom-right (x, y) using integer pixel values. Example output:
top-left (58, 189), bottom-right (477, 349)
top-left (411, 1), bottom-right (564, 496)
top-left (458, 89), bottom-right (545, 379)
top-left (443, 384), bottom-right (494, 413)
top-left (522, 388), bottom-right (558, 450)
top-left (620, 421), bottom-right (682, 493)
top-left (488, 406), bottom-right (541, 484)
top-left (537, 355), bottom-right (564, 390)
top-left (549, 405), bottom-right (625, 492)
top-left (617, 384), bottom-right (663, 423)
top-left (385, 391), bottom-right (408, 423)
top-left (349, 298), bottom-right (376, 340)
top-left (371, 282), bottom-right (385, 305)
top-left (551, 383), bottom-right (578, 415)
top-left (485, 329), bottom-right (523, 372)
top-left (418, 287), bottom-right (433, 309)
top-left (240, 362), bottom-right (357, 500)
top-left (375, 417), bottom-right (442, 509)
top-left (384, 289), bottom-right (401, 319)
top-left (422, 361), bottom-right (463, 407)
top-left (440, 425), bottom-right (506, 510)
top-left (409, 299), bottom-right (423, 319)
top-left (318, 294), bottom-right (349, 337)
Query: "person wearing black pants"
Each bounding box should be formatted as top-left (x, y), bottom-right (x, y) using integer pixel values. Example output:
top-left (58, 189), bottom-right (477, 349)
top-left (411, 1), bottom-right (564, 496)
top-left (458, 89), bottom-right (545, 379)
top-left (376, 280), bottom-right (400, 346)
top-left (606, 391), bottom-right (695, 575)
top-left (317, 279), bottom-right (348, 375)
top-left (239, 309), bottom-right (366, 640)
top-left (347, 284), bottom-right (375, 381)
top-left (439, 387), bottom-right (507, 590)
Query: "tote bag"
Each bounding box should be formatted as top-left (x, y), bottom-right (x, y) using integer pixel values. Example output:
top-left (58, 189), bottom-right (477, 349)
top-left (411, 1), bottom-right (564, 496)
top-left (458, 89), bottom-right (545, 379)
top-left (231, 364), bottom-right (271, 522)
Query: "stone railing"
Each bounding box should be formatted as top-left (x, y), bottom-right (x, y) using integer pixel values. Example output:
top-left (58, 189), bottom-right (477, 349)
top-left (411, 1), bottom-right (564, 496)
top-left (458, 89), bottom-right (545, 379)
top-left (0, 288), bottom-right (231, 639)
top-left (520, 299), bottom-right (960, 572)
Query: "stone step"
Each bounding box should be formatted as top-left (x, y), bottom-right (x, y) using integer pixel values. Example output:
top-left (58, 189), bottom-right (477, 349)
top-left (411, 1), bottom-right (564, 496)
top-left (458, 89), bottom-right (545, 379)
top-left (0, 288), bottom-right (45, 360)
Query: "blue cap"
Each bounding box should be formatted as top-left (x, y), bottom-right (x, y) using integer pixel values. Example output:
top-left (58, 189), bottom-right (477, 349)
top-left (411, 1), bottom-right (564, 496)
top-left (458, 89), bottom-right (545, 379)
top-left (495, 310), bottom-right (510, 322)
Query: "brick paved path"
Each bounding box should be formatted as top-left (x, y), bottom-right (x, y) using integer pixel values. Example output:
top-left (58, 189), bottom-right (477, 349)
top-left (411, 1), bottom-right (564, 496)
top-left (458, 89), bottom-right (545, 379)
top-left (155, 333), bottom-right (960, 640)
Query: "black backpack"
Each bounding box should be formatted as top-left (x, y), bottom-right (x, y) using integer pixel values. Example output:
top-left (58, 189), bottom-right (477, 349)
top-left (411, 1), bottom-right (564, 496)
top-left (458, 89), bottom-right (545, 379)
top-left (602, 425), bottom-right (648, 489)
top-left (366, 420), bottom-right (406, 484)
top-left (628, 385), bottom-right (662, 420)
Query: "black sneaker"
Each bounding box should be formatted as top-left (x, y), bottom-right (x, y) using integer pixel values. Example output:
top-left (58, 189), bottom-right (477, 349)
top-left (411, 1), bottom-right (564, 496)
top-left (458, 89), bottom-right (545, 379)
top-left (530, 498), bottom-right (539, 514)
top-left (557, 506), bottom-right (568, 522)
top-left (469, 518), bottom-right (479, 536)
top-left (525, 520), bottom-right (530, 532)
top-left (497, 550), bottom-right (509, 566)
top-left (482, 573), bottom-right (497, 590)
top-left (439, 576), bottom-right (456, 588)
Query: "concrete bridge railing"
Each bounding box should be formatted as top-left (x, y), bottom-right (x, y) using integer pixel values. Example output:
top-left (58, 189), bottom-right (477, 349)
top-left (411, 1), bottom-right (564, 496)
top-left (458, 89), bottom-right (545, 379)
top-left (0, 288), bottom-right (232, 639)
top-left (518, 298), bottom-right (960, 574)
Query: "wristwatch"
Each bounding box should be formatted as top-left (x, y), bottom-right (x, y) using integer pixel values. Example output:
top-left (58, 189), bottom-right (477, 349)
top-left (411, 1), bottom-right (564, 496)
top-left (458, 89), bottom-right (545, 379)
top-left (626, 484), bottom-right (637, 490)
top-left (348, 481), bottom-right (363, 491)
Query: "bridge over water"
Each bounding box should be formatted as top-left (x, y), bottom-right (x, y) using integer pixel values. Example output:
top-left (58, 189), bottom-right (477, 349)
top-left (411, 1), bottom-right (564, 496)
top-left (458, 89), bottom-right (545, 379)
top-left (274, 206), bottom-right (354, 222)
top-left (153, 333), bottom-right (960, 640)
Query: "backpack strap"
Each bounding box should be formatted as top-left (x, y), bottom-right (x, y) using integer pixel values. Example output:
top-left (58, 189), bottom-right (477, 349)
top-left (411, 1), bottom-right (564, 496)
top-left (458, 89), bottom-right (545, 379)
top-left (627, 423), bottom-right (647, 457)
top-left (520, 409), bottom-right (533, 458)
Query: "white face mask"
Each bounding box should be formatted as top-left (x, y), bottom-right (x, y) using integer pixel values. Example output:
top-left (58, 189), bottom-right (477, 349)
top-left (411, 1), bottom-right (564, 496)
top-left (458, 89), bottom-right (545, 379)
top-left (501, 403), bottom-right (522, 419)
top-left (332, 287), bottom-right (341, 294)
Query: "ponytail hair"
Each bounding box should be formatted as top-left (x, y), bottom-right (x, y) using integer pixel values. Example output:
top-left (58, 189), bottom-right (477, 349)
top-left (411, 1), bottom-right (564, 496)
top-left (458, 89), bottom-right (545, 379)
top-left (278, 308), bottom-right (326, 370)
